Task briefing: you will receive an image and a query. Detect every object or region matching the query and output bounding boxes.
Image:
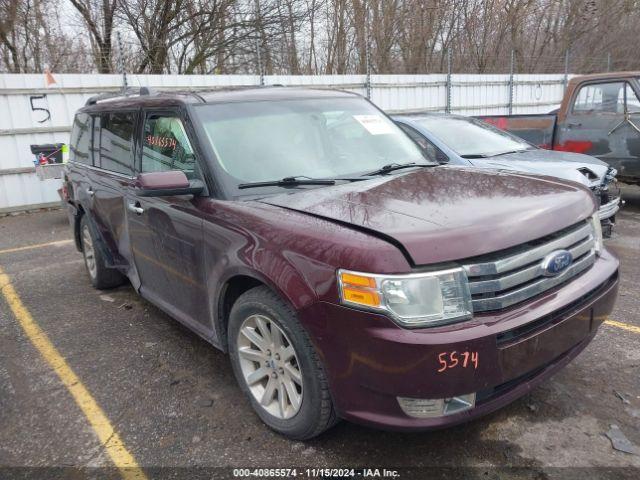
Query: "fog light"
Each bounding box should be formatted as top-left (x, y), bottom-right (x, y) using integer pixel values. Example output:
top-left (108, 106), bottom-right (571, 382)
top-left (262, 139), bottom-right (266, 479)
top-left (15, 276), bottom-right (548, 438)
top-left (397, 393), bottom-right (476, 418)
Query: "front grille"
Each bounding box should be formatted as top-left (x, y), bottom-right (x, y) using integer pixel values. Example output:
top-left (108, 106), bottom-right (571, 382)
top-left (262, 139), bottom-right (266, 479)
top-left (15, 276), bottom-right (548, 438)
top-left (495, 271), bottom-right (618, 347)
top-left (462, 221), bottom-right (596, 313)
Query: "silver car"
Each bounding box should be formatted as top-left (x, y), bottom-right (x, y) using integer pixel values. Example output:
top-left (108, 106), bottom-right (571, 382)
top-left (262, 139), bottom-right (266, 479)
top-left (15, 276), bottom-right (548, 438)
top-left (394, 113), bottom-right (622, 236)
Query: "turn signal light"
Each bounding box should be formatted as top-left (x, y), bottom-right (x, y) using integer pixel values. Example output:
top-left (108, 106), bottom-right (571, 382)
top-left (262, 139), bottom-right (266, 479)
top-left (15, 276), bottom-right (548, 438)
top-left (342, 287), bottom-right (380, 307)
top-left (340, 272), bottom-right (376, 288)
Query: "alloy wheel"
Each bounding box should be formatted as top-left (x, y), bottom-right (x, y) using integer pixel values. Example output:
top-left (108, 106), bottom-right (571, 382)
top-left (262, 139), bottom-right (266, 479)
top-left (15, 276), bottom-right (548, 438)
top-left (82, 224), bottom-right (97, 279)
top-left (237, 314), bottom-right (303, 419)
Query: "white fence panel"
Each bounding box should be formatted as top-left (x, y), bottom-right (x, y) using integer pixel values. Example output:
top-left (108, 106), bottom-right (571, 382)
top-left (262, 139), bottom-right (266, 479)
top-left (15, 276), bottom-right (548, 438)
top-left (451, 74), bottom-right (509, 115)
top-left (511, 74), bottom-right (573, 114)
top-left (0, 72), bottom-right (570, 212)
top-left (371, 75), bottom-right (448, 112)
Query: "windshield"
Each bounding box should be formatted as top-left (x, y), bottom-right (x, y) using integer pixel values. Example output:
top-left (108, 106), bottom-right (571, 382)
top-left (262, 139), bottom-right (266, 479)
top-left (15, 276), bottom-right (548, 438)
top-left (414, 116), bottom-right (533, 157)
top-left (194, 97), bottom-right (431, 190)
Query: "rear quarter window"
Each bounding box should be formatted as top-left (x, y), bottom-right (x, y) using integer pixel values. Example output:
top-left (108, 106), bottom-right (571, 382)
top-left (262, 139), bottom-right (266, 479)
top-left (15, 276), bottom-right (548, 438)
top-left (69, 113), bottom-right (92, 165)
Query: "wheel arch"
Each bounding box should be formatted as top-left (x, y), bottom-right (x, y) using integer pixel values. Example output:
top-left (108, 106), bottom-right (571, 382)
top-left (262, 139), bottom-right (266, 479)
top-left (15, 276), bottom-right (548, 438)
top-left (214, 268), bottom-right (314, 352)
top-left (73, 203), bottom-right (86, 252)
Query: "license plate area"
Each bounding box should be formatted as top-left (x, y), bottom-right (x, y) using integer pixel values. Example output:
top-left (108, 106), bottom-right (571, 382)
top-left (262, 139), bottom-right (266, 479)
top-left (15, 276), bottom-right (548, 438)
top-left (499, 308), bottom-right (591, 382)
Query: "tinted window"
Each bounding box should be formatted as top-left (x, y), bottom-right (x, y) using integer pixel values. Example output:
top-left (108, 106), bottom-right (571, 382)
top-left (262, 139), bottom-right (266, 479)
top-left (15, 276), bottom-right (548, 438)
top-left (69, 113), bottom-right (91, 164)
top-left (99, 112), bottom-right (135, 175)
top-left (142, 115), bottom-right (198, 177)
top-left (90, 115), bottom-right (101, 166)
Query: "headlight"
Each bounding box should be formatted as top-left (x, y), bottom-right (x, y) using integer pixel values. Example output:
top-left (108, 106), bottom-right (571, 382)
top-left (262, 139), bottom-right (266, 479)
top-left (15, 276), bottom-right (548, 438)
top-left (338, 268), bottom-right (472, 328)
top-left (589, 213), bottom-right (603, 255)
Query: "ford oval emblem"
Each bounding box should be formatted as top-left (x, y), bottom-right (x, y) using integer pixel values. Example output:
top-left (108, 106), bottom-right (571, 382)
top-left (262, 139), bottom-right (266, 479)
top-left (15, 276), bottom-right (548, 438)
top-left (541, 250), bottom-right (573, 277)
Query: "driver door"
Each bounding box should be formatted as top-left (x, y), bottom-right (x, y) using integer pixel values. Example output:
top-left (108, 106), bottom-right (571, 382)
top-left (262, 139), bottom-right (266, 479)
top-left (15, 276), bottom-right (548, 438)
top-left (126, 110), bottom-right (210, 334)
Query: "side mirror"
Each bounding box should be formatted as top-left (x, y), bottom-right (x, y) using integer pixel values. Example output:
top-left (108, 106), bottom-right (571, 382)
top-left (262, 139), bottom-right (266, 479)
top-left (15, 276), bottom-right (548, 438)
top-left (134, 171), bottom-right (204, 197)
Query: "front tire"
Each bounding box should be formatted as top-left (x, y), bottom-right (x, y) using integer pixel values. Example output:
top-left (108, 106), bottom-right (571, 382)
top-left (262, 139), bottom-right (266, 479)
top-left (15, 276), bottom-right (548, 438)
top-left (228, 286), bottom-right (337, 440)
top-left (80, 215), bottom-right (124, 289)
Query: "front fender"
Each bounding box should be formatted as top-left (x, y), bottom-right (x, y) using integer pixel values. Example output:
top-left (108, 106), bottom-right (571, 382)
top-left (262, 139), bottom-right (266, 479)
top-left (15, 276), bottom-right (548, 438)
top-left (208, 250), bottom-right (329, 350)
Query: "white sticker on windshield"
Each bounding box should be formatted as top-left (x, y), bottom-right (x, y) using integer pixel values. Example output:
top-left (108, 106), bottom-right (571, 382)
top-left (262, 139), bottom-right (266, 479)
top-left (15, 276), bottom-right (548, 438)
top-left (353, 115), bottom-right (395, 135)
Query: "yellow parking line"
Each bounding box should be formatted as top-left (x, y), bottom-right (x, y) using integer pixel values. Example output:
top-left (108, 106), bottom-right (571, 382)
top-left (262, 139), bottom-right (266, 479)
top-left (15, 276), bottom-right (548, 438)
top-left (0, 239), bottom-right (73, 255)
top-left (0, 266), bottom-right (147, 479)
top-left (605, 319), bottom-right (640, 334)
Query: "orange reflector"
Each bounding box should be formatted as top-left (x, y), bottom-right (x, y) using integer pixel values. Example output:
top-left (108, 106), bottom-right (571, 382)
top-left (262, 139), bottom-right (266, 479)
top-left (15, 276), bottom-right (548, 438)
top-left (341, 272), bottom-right (376, 288)
top-left (342, 287), bottom-right (380, 307)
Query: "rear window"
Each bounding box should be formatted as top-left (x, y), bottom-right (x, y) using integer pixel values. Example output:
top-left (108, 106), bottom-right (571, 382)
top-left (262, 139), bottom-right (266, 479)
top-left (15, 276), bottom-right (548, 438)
top-left (98, 112), bottom-right (136, 175)
top-left (572, 82), bottom-right (640, 113)
top-left (412, 116), bottom-right (530, 157)
top-left (69, 113), bottom-right (91, 165)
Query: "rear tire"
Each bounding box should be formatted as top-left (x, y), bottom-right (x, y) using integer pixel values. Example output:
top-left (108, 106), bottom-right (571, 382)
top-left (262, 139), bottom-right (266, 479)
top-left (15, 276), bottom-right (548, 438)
top-left (228, 286), bottom-right (338, 440)
top-left (80, 215), bottom-right (125, 289)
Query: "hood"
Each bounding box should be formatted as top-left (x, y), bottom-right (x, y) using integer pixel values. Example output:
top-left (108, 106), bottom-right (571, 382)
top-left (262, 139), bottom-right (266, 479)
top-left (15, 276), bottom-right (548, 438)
top-left (469, 149), bottom-right (611, 187)
top-left (260, 167), bottom-right (596, 266)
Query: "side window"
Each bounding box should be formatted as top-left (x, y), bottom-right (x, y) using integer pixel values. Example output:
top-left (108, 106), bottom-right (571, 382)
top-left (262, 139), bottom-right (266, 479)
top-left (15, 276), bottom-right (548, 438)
top-left (398, 124), bottom-right (448, 163)
top-left (99, 112), bottom-right (135, 175)
top-left (90, 115), bottom-right (101, 167)
top-left (620, 83), bottom-right (640, 113)
top-left (69, 113), bottom-right (91, 165)
top-left (573, 82), bottom-right (624, 114)
top-left (142, 114), bottom-right (198, 178)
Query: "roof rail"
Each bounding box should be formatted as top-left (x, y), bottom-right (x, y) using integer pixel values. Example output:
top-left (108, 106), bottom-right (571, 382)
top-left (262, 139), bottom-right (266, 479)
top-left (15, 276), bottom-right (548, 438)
top-left (85, 87), bottom-right (151, 106)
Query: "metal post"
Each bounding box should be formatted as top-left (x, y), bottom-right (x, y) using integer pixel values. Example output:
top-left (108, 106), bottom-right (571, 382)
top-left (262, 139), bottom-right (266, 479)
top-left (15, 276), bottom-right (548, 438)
top-left (116, 31), bottom-right (127, 94)
top-left (508, 49), bottom-right (515, 115)
top-left (446, 48), bottom-right (452, 114)
top-left (607, 53), bottom-right (611, 72)
top-left (365, 10), bottom-right (371, 99)
top-left (256, 38), bottom-right (264, 86)
top-left (563, 50), bottom-right (569, 91)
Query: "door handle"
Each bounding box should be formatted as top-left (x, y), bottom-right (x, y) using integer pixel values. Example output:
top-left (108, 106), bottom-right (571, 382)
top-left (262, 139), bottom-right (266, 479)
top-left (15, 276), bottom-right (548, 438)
top-left (127, 202), bottom-right (144, 215)
top-left (565, 122), bottom-right (582, 129)
top-left (86, 187), bottom-right (94, 197)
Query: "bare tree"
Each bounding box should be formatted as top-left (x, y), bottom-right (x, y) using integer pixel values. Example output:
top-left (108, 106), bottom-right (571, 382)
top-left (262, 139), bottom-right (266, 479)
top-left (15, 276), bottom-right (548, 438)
top-left (0, 0), bottom-right (92, 73)
top-left (0, 0), bottom-right (21, 72)
top-left (69, 0), bottom-right (117, 73)
top-left (2, 0), bottom-right (640, 75)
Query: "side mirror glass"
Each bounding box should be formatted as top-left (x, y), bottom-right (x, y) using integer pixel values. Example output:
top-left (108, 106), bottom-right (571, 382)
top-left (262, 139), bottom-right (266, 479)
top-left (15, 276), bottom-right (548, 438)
top-left (134, 171), bottom-right (204, 197)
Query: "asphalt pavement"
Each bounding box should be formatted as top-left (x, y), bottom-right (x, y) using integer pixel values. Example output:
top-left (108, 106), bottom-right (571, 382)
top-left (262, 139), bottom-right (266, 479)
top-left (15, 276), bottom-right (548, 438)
top-left (1, 186), bottom-right (639, 479)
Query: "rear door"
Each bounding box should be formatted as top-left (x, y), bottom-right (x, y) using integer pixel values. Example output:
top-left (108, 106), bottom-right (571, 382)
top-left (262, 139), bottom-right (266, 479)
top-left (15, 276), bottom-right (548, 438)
top-left (557, 80), bottom-right (640, 180)
top-left (86, 111), bottom-right (139, 282)
top-left (126, 109), bottom-right (209, 335)
top-left (67, 113), bottom-right (94, 210)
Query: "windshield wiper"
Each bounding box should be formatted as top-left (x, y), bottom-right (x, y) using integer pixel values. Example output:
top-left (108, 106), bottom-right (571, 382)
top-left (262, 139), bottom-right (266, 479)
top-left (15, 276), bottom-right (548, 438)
top-left (491, 149), bottom-right (529, 157)
top-left (362, 162), bottom-right (434, 177)
top-left (461, 149), bottom-right (528, 159)
top-left (238, 176), bottom-right (336, 190)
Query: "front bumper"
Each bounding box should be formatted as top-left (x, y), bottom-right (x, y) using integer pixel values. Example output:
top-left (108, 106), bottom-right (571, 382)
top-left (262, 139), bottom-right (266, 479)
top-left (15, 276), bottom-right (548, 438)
top-left (300, 249), bottom-right (619, 430)
top-left (598, 196), bottom-right (621, 221)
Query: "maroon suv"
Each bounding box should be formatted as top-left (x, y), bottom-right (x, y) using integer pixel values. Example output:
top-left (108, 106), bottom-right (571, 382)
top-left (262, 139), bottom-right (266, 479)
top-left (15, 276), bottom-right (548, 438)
top-left (63, 87), bottom-right (619, 440)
